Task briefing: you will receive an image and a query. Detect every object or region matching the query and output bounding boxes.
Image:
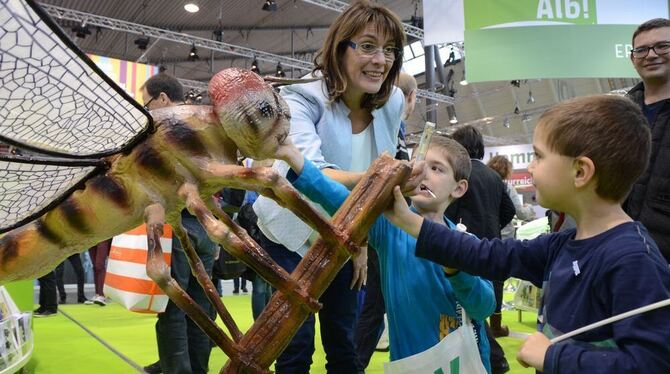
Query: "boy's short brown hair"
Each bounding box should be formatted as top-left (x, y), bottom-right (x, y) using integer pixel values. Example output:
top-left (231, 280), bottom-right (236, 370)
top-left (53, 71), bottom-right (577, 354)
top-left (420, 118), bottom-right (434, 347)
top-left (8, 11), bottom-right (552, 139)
top-left (396, 72), bottom-right (417, 97)
top-left (428, 136), bottom-right (472, 182)
top-left (538, 95), bottom-right (651, 202)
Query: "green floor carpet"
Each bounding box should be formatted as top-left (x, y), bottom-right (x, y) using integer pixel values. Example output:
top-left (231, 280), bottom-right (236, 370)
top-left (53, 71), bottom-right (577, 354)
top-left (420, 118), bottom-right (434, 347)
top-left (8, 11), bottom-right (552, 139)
top-left (28, 295), bottom-right (538, 373)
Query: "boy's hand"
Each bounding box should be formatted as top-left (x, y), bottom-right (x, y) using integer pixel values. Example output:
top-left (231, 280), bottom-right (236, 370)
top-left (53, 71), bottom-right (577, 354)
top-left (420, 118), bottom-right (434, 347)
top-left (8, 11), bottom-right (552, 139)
top-left (517, 332), bottom-right (550, 371)
top-left (401, 160), bottom-right (426, 196)
top-left (384, 186), bottom-right (423, 238)
top-left (275, 138), bottom-right (304, 174)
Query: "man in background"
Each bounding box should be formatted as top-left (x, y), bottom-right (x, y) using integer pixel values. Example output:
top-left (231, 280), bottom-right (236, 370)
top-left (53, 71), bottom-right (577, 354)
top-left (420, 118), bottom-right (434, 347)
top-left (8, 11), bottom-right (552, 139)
top-left (141, 74), bottom-right (216, 374)
top-left (447, 125), bottom-right (515, 374)
top-left (626, 18), bottom-right (670, 264)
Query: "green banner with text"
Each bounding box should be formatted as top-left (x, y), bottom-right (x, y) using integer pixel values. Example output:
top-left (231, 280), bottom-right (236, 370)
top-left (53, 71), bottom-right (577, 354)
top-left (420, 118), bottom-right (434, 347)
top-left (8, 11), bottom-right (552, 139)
top-left (464, 0), bottom-right (669, 82)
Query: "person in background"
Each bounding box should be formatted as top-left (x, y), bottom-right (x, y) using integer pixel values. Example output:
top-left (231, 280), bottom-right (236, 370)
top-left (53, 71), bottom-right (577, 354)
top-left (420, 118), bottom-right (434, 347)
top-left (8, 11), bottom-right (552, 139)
top-left (85, 239), bottom-right (111, 306)
top-left (625, 18), bottom-right (670, 264)
top-left (485, 155), bottom-right (535, 337)
top-left (447, 125), bottom-right (515, 373)
top-left (355, 71), bottom-right (416, 369)
top-left (34, 271), bottom-right (58, 318)
top-left (141, 73), bottom-right (216, 374)
top-left (487, 155), bottom-right (535, 240)
top-left (212, 187), bottom-right (246, 297)
top-left (55, 253), bottom-right (88, 304)
top-left (252, 2), bottom-right (406, 372)
top-left (235, 184), bottom-right (272, 320)
top-left (232, 277), bottom-right (248, 294)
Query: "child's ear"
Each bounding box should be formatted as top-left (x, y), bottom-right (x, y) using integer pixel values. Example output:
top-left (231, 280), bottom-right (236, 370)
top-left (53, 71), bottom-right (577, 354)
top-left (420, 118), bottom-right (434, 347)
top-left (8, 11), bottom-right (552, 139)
top-left (573, 156), bottom-right (595, 188)
top-left (450, 179), bottom-right (469, 199)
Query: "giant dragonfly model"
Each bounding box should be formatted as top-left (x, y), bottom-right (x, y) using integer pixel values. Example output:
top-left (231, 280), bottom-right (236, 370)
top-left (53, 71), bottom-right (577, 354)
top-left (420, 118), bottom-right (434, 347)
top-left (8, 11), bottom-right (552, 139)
top-left (0, 1), bottom-right (411, 372)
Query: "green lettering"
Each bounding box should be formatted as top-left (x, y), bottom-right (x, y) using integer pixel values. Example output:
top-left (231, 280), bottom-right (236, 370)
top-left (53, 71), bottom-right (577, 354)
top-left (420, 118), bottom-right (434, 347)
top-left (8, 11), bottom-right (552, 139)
top-left (450, 357), bottom-right (460, 374)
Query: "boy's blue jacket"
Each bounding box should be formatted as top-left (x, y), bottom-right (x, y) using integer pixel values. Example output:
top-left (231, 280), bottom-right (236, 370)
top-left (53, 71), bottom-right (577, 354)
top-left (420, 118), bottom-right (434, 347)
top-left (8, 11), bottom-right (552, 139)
top-left (288, 158), bottom-right (495, 370)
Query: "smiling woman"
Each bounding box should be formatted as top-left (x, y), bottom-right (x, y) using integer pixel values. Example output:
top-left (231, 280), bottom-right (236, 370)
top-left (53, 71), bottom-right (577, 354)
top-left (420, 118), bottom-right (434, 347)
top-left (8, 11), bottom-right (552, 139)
top-left (251, 0), bottom-right (407, 372)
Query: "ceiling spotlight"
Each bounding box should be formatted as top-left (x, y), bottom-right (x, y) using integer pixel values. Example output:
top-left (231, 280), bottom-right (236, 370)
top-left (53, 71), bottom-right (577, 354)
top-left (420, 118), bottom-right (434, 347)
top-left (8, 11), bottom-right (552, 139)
top-left (184, 3), bottom-right (200, 13)
top-left (262, 0), bottom-right (278, 11)
top-left (186, 90), bottom-right (203, 104)
top-left (503, 117), bottom-right (511, 128)
top-left (185, 89), bottom-right (201, 103)
top-left (447, 105), bottom-right (458, 124)
top-left (71, 22), bottom-right (91, 39)
top-left (275, 62), bottom-right (285, 77)
top-left (134, 36), bottom-right (150, 50)
top-left (527, 89), bottom-right (535, 104)
top-left (449, 113), bottom-right (458, 124)
top-left (251, 58), bottom-right (260, 74)
top-left (189, 45), bottom-right (199, 61)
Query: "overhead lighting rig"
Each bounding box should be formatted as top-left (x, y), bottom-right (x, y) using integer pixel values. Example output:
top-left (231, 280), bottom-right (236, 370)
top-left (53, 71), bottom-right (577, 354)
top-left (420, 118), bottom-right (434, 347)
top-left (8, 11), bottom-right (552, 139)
top-left (71, 21), bottom-right (90, 38)
top-left (275, 62), bottom-right (285, 77)
top-left (189, 44), bottom-right (199, 61)
top-left (262, 0), bottom-right (278, 11)
top-left (134, 36), bottom-right (150, 50)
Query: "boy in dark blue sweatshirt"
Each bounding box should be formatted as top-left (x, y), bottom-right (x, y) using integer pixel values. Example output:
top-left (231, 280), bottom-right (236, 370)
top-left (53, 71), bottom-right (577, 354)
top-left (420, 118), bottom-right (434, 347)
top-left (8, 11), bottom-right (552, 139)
top-left (385, 95), bottom-right (670, 373)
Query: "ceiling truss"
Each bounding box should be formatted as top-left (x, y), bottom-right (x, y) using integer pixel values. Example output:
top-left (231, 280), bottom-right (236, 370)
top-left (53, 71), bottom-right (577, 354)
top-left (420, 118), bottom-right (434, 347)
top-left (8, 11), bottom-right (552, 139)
top-left (41, 3), bottom-right (452, 104)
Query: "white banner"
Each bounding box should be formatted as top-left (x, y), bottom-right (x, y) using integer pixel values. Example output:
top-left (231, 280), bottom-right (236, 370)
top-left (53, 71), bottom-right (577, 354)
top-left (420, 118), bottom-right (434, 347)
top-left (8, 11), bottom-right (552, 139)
top-left (423, 0), bottom-right (464, 45)
top-left (483, 144), bottom-right (534, 170)
top-left (594, 0), bottom-right (668, 24)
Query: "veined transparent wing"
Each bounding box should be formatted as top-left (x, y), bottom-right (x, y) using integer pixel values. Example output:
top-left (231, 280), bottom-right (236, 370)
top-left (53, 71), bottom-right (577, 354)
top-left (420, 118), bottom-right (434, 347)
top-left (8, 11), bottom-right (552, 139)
top-left (0, 0), bottom-right (152, 157)
top-left (0, 0), bottom-right (152, 233)
top-left (0, 154), bottom-right (105, 234)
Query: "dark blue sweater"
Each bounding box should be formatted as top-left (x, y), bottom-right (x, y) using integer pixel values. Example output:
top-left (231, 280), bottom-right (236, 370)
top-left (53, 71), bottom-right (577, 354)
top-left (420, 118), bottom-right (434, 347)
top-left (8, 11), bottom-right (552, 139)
top-left (416, 220), bottom-right (670, 373)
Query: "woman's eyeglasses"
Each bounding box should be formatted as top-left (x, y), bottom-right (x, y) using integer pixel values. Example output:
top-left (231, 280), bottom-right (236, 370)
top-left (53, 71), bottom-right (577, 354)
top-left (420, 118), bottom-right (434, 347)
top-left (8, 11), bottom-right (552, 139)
top-left (345, 40), bottom-right (402, 62)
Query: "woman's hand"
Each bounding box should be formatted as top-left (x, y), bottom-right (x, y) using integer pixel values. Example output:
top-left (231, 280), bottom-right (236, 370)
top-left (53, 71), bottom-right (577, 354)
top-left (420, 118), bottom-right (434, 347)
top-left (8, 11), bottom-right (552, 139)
top-left (350, 245), bottom-right (368, 290)
top-left (275, 138), bottom-right (304, 174)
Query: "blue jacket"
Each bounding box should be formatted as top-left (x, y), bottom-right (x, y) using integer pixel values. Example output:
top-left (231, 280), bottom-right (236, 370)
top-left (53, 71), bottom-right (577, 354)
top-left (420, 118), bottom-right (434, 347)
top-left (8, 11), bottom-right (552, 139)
top-left (290, 158), bottom-right (495, 371)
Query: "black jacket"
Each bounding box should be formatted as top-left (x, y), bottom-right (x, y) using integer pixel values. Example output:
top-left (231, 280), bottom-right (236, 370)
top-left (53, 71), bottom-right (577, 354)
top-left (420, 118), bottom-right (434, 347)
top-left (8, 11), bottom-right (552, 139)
top-left (625, 83), bottom-right (670, 263)
top-left (446, 160), bottom-right (516, 240)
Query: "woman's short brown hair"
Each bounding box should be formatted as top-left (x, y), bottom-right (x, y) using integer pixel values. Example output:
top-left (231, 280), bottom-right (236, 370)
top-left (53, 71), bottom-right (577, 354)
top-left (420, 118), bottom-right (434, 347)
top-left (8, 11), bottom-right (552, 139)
top-left (487, 155), bottom-right (513, 180)
top-left (313, 0), bottom-right (405, 110)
